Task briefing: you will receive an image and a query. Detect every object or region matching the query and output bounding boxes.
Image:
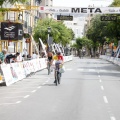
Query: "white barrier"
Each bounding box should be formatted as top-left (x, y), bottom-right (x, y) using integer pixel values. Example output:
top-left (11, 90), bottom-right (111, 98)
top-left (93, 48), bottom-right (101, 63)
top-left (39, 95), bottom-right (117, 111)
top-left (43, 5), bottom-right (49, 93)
top-left (1, 56), bottom-right (72, 86)
top-left (100, 55), bottom-right (120, 67)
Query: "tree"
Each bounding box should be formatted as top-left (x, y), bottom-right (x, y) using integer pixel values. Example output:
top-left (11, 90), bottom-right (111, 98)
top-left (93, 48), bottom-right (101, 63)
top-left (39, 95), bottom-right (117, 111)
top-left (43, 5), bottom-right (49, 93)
top-left (72, 37), bottom-right (93, 56)
top-left (86, 14), bottom-right (120, 55)
top-left (110, 0), bottom-right (120, 6)
top-left (0, 0), bottom-right (27, 7)
top-left (33, 18), bottom-right (74, 46)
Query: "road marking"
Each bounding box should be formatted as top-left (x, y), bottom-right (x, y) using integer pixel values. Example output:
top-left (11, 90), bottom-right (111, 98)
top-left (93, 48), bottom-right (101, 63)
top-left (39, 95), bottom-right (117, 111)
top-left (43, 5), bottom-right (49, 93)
top-left (31, 90), bottom-right (36, 93)
top-left (0, 103), bottom-right (16, 105)
top-left (4, 96), bottom-right (24, 98)
top-left (0, 91), bottom-right (31, 94)
top-left (98, 75), bottom-right (100, 78)
top-left (100, 70), bottom-right (107, 72)
top-left (66, 68), bottom-right (72, 71)
top-left (89, 69), bottom-right (95, 72)
top-left (24, 95), bottom-right (30, 98)
top-left (99, 79), bottom-right (102, 82)
top-left (37, 86), bottom-right (41, 89)
top-left (16, 101), bottom-right (21, 104)
top-left (46, 80), bottom-right (49, 82)
top-left (77, 69), bottom-right (83, 71)
top-left (110, 116), bottom-right (116, 120)
top-left (103, 96), bottom-right (108, 103)
top-left (42, 83), bottom-right (46, 85)
top-left (101, 86), bottom-right (104, 90)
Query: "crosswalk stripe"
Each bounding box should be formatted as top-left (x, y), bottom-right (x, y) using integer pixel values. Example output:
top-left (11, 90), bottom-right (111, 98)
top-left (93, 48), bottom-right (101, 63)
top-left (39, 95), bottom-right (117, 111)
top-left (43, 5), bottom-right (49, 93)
top-left (65, 68), bottom-right (120, 73)
top-left (66, 68), bottom-right (72, 71)
top-left (89, 69), bottom-right (96, 72)
top-left (77, 69), bottom-right (84, 71)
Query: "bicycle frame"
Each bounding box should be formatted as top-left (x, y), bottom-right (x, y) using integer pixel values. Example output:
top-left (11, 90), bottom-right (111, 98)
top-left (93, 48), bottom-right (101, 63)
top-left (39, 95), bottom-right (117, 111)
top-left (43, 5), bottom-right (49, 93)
top-left (47, 61), bottom-right (51, 75)
top-left (55, 63), bottom-right (61, 86)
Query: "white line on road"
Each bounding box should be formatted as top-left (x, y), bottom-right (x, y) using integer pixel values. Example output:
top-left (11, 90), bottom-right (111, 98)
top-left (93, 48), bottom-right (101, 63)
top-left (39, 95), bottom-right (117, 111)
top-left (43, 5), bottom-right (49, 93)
top-left (103, 96), bottom-right (108, 103)
top-left (31, 90), bottom-right (37, 93)
top-left (37, 86), bottom-right (41, 89)
top-left (77, 69), bottom-right (83, 71)
top-left (98, 75), bottom-right (100, 78)
top-left (89, 69), bottom-right (95, 72)
top-left (0, 103), bottom-right (16, 105)
top-left (99, 79), bottom-right (102, 82)
top-left (0, 91), bottom-right (31, 94)
top-left (42, 83), bottom-right (46, 85)
top-left (16, 101), bottom-right (21, 104)
top-left (101, 86), bottom-right (104, 90)
top-left (110, 116), bottom-right (116, 120)
top-left (66, 68), bottom-right (72, 71)
top-left (4, 96), bottom-right (24, 98)
top-left (46, 80), bottom-right (49, 82)
top-left (24, 95), bottom-right (30, 98)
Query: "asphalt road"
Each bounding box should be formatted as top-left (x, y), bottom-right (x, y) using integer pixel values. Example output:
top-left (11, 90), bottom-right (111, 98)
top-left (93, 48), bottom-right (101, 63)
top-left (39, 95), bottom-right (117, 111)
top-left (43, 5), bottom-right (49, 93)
top-left (0, 57), bottom-right (120, 120)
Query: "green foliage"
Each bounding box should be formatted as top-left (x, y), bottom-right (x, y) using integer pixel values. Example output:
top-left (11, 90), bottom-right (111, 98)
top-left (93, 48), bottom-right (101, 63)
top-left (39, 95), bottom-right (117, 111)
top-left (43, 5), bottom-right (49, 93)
top-left (33, 18), bottom-right (74, 46)
top-left (0, 0), bottom-right (28, 6)
top-left (86, 0), bottom-right (120, 49)
top-left (72, 37), bottom-right (93, 50)
top-left (110, 0), bottom-right (120, 6)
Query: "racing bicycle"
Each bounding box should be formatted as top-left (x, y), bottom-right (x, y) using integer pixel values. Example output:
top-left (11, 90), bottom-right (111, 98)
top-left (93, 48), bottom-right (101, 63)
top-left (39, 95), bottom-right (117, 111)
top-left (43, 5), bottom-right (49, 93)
top-left (55, 62), bottom-right (62, 86)
top-left (47, 61), bottom-right (51, 75)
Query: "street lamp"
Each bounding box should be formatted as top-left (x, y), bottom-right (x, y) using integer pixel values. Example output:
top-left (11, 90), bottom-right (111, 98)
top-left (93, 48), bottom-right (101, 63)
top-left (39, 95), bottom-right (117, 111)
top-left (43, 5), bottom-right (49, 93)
top-left (47, 27), bottom-right (51, 51)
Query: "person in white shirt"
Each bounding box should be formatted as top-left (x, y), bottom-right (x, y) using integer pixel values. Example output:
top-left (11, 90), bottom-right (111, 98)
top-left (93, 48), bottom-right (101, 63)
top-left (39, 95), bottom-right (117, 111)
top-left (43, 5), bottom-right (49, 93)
top-left (31, 52), bottom-right (37, 59)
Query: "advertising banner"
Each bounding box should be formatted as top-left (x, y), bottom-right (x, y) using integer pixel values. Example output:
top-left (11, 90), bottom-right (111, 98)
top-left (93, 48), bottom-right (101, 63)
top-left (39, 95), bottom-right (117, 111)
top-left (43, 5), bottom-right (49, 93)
top-left (23, 61), bottom-right (31, 76)
top-left (40, 6), bottom-right (120, 14)
top-left (1, 56), bottom-right (72, 86)
top-left (1, 22), bottom-right (23, 40)
top-left (39, 58), bottom-right (47, 70)
top-left (1, 64), bottom-right (14, 86)
top-left (10, 63), bottom-right (19, 82)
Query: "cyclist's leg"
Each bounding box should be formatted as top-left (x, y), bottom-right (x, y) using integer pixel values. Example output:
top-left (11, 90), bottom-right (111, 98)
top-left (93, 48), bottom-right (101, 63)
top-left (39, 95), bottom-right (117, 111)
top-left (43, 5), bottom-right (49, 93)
top-left (54, 66), bottom-right (57, 83)
top-left (54, 62), bottom-right (59, 83)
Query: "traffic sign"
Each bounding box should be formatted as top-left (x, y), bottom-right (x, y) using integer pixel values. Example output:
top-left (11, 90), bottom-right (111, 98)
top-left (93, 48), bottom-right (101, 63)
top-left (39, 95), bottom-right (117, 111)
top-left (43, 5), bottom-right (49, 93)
top-left (57, 15), bottom-right (73, 21)
top-left (100, 16), bottom-right (117, 21)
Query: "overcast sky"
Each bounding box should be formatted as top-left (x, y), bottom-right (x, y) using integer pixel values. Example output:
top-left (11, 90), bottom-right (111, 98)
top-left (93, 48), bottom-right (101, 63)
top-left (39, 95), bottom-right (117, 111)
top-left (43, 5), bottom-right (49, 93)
top-left (53, 0), bottom-right (114, 7)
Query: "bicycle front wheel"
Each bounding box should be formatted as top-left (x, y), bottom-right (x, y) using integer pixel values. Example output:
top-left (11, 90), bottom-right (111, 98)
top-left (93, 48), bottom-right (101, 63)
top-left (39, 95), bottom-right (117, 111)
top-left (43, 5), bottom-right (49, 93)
top-left (58, 72), bottom-right (61, 84)
top-left (55, 71), bottom-right (58, 86)
top-left (48, 63), bottom-right (50, 75)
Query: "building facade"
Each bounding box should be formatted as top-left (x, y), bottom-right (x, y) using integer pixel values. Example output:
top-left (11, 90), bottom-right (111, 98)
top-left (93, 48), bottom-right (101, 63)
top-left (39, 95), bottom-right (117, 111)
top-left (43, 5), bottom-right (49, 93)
top-left (0, 0), bottom-right (53, 56)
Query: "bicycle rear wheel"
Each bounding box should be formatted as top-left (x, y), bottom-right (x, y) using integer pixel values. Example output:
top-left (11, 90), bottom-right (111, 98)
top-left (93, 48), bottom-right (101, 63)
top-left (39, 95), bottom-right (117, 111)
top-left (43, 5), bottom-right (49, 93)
top-left (55, 71), bottom-right (58, 86)
top-left (58, 72), bottom-right (61, 84)
top-left (48, 63), bottom-right (50, 75)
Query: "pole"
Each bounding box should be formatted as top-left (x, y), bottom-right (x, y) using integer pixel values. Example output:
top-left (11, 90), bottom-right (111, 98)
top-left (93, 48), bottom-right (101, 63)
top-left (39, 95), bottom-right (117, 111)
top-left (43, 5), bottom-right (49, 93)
top-left (48, 33), bottom-right (50, 51)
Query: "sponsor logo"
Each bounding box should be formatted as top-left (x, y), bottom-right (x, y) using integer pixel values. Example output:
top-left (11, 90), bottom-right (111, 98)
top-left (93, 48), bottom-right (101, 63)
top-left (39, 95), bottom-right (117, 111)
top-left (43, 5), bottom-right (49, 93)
top-left (4, 26), bottom-right (15, 31)
top-left (18, 30), bottom-right (23, 36)
top-left (59, 9), bottom-right (69, 12)
top-left (40, 7), bottom-right (44, 10)
top-left (71, 8), bottom-right (102, 13)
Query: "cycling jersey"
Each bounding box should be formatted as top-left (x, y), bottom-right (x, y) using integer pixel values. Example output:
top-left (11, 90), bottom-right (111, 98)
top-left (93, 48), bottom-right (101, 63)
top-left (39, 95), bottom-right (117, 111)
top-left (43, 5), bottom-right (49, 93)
top-left (53, 55), bottom-right (63, 61)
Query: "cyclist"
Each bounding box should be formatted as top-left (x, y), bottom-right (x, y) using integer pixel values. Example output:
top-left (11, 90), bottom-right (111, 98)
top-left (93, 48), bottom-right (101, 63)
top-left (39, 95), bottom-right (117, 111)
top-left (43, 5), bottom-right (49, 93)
top-left (53, 51), bottom-right (64, 83)
top-left (47, 51), bottom-right (54, 69)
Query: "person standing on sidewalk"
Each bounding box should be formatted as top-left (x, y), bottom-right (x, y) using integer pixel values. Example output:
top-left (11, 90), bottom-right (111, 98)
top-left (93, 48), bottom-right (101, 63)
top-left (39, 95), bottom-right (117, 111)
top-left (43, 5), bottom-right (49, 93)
top-left (0, 49), bottom-right (7, 64)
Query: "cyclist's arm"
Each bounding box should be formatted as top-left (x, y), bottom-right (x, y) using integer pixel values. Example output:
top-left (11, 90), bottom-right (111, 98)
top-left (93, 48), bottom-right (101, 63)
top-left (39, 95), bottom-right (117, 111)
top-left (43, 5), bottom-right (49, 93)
top-left (61, 56), bottom-right (64, 64)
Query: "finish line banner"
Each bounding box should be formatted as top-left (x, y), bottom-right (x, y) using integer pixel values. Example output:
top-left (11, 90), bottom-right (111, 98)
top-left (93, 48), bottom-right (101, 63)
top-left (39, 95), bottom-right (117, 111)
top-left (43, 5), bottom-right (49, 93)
top-left (40, 6), bottom-right (120, 14)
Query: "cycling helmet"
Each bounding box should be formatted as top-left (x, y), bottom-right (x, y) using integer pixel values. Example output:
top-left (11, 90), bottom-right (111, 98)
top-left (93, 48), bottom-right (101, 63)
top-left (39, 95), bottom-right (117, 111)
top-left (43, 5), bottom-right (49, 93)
top-left (57, 51), bottom-right (61, 55)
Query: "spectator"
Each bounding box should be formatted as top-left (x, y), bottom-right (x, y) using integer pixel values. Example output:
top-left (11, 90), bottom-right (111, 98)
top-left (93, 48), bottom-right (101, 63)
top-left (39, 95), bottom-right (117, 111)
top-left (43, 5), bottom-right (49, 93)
top-left (36, 53), bottom-right (39, 59)
top-left (0, 49), bottom-right (7, 64)
top-left (27, 54), bottom-right (31, 60)
top-left (31, 52), bottom-right (37, 59)
top-left (5, 52), bottom-right (20, 64)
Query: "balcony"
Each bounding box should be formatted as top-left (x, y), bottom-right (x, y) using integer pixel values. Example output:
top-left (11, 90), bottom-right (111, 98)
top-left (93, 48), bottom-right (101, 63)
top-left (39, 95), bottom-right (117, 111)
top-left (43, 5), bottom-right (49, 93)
top-left (28, 26), bottom-right (32, 34)
top-left (23, 21), bottom-right (27, 29)
top-left (35, 0), bottom-right (42, 4)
